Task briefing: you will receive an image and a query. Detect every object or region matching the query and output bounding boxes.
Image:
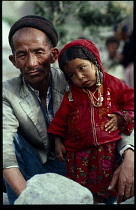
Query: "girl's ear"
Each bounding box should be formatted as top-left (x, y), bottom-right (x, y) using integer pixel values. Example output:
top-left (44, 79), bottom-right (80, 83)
top-left (9, 55), bottom-right (17, 67)
top-left (50, 47), bottom-right (59, 63)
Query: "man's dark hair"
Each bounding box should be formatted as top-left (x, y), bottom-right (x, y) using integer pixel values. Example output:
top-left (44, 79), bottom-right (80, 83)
top-left (105, 36), bottom-right (120, 47)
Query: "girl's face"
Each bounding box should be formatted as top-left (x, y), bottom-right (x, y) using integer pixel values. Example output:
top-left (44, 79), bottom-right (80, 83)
top-left (64, 58), bottom-right (97, 88)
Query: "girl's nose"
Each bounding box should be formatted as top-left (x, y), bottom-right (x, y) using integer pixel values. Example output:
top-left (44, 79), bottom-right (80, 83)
top-left (77, 73), bottom-right (84, 80)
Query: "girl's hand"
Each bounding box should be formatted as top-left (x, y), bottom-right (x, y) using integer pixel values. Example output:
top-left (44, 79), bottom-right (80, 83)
top-left (105, 113), bottom-right (125, 133)
top-left (55, 137), bottom-right (66, 162)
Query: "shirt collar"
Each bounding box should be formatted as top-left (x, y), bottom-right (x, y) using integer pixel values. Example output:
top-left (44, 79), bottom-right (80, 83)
top-left (22, 77), bottom-right (40, 97)
top-left (22, 76), bottom-right (51, 98)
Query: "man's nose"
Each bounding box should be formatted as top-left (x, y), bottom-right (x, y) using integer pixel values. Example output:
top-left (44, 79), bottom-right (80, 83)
top-left (27, 53), bottom-right (37, 68)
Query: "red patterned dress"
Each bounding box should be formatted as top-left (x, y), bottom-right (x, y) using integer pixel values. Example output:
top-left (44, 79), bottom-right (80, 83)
top-left (66, 143), bottom-right (118, 198)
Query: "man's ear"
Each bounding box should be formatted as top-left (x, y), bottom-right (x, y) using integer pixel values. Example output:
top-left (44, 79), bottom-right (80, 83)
top-left (9, 55), bottom-right (17, 68)
top-left (50, 47), bottom-right (59, 63)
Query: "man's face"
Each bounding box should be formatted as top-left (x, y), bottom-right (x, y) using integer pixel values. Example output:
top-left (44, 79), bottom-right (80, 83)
top-left (9, 27), bottom-right (56, 86)
top-left (106, 42), bottom-right (119, 58)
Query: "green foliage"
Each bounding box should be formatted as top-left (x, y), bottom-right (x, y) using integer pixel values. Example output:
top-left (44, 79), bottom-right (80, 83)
top-left (3, 16), bottom-right (17, 26)
top-left (33, 1), bottom-right (131, 46)
top-left (33, 1), bottom-right (89, 46)
top-left (105, 2), bottom-right (127, 24)
top-left (33, 1), bottom-right (70, 45)
top-left (78, 1), bottom-right (127, 27)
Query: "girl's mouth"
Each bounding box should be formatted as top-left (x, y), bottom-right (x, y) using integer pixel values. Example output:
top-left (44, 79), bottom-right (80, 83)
top-left (82, 80), bottom-right (91, 86)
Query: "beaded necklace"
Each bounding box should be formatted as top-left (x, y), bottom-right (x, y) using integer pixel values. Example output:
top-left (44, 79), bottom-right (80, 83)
top-left (83, 84), bottom-right (103, 107)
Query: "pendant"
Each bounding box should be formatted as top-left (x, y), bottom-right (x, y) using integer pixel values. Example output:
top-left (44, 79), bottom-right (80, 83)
top-left (98, 96), bottom-right (103, 102)
top-left (100, 96), bottom-right (103, 102)
top-left (96, 102), bottom-right (102, 107)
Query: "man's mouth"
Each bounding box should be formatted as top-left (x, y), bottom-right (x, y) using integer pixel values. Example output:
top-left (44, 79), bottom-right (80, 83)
top-left (27, 70), bottom-right (41, 76)
top-left (26, 68), bottom-right (44, 76)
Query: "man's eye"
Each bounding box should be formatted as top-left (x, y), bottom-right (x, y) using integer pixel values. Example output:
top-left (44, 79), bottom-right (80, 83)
top-left (36, 51), bottom-right (43, 54)
top-left (17, 54), bottom-right (25, 58)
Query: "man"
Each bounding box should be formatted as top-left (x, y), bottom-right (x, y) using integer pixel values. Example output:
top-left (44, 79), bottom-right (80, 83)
top-left (3, 15), bottom-right (134, 205)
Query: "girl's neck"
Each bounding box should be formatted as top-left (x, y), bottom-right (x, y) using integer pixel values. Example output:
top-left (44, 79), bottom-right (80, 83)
top-left (84, 83), bottom-right (97, 92)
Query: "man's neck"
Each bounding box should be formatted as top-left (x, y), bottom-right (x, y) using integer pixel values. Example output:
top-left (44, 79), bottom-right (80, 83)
top-left (37, 79), bottom-right (50, 96)
top-left (25, 74), bottom-right (51, 95)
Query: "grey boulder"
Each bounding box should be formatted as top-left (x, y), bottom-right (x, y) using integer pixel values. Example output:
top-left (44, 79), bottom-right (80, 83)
top-left (14, 173), bottom-right (93, 204)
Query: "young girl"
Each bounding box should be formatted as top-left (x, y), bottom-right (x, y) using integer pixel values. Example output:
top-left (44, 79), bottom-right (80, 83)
top-left (48, 39), bottom-right (134, 204)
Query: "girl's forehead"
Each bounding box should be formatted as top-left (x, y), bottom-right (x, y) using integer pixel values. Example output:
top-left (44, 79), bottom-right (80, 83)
top-left (64, 58), bottom-right (94, 70)
top-left (67, 58), bottom-right (94, 64)
top-left (66, 58), bottom-right (87, 65)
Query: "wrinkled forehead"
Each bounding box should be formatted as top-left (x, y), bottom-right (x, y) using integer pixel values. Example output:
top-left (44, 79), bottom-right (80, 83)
top-left (12, 27), bottom-right (46, 40)
top-left (11, 27), bottom-right (49, 50)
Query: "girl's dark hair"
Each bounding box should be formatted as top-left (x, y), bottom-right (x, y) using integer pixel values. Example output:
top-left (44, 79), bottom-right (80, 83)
top-left (59, 46), bottom-right (100, 84)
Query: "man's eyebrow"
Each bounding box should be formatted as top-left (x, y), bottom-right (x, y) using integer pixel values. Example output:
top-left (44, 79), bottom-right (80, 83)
top-left (16, 50), bottom-right (26, 55)
top-left (33, 48), bottom-right (45, 52)
top-left (16, 48), bottom-right (45, 54)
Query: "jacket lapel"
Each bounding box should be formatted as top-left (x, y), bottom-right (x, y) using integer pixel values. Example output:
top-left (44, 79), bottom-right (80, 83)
top-left (19, 83), bottom-right (47, 136)
top-left (51, 70), bottom-right (66, 115)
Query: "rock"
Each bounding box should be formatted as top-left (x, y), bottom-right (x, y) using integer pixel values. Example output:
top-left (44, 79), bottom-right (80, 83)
top-left (114, 196), bottom-right (134, 205)
top-left (14, 173), bottom-right (93, 205)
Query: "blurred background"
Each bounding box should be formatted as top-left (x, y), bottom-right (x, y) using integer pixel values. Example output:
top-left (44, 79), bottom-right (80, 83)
top-left (2, 1), bottom-right (134, 85)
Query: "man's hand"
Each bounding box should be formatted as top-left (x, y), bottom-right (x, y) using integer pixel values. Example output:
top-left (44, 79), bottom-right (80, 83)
top-left (105, 114), bottom-right (125, 133)
top-left (3, 167), bottom-right (26, 196)
top-left (108, 149), bottom-right (134, 204)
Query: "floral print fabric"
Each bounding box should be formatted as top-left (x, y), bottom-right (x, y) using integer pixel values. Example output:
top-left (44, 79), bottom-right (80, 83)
top-left (66, 141), bottom-right (119, 199)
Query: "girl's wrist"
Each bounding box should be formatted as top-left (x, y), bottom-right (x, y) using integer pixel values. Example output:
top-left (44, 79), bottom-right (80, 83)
top-left (55, 136), bottom-right (63, 144)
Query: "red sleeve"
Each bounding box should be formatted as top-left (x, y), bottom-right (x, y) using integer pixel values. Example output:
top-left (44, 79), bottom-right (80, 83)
top-left (48, 92), bottom-right (71, 139)
top-left (114, 110), bottom-right (134, 135)
top-left (111, 76), bottom-right (134, 135)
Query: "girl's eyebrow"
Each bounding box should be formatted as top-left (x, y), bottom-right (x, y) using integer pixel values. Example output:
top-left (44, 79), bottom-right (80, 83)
top-left (77, 62), bottom-right (86, 68)
top-left (65, 60), bottom-right (88, 73)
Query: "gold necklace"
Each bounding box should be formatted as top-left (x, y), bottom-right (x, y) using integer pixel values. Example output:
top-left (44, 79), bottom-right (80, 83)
top-left (83, 84), bottom-right (103, 107)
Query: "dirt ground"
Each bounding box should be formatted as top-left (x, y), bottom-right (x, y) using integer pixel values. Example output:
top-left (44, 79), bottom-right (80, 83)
top-left (3, 192), bottom-right (134, 205)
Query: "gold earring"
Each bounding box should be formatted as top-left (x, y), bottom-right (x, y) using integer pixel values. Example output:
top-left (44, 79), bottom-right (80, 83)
top-left (96, 68), bottom-right (101, 86)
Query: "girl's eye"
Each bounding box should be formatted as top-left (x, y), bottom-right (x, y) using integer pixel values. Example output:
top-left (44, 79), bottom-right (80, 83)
top-left (80, 66), bottom-right (85, 70)
top-left (69, 74), bottom-right (74, 78)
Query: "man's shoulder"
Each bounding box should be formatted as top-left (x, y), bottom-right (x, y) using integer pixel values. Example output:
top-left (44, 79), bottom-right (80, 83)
top-left (51, 67), bottom-right (65, 79)
top-left (51, 67), bottom-right (67, 91)
top-left (3, 75), bottom-right (22, 92)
